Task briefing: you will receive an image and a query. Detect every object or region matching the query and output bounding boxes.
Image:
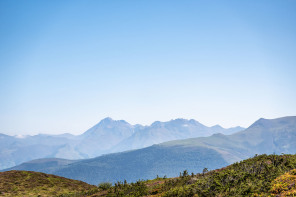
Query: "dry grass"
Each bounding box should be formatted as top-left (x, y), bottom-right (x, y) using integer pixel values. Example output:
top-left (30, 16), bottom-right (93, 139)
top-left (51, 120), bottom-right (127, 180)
top-left (0, 170), bottom-right (97, 197)
top-left (270, 169), bottom-right (296, 196)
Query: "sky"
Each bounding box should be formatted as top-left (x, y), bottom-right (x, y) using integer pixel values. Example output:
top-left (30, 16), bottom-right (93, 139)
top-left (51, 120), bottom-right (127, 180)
top-left (0, 0), bottom-right (296, 135)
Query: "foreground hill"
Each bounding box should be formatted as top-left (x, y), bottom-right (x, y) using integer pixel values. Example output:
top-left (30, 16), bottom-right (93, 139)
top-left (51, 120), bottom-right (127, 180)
top-left (2, 154), bottom-right (296, 196)
top-left (5, 116), bottom-right (296, 185)
top-left (97, 154), bottom-right (296, 196)
top-left (0, 117), bottom-right (243, 169)
top-left (0, 170), bottom-right (97, 196)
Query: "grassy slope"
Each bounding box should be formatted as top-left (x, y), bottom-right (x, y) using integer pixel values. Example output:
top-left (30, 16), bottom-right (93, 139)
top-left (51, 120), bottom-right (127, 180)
top-left (0, 170), bottom-right (97, 197)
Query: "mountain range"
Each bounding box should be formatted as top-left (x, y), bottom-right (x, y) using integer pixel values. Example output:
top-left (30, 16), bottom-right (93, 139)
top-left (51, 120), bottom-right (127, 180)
top-left (4, 116), bottom-right (296, 185)
top-left (0, 118), bottom-right (243, 169)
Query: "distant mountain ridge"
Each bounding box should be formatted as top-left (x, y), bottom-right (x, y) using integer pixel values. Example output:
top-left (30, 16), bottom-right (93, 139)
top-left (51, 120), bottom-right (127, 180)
top-left (5, 116), bottom-right (296, 184)
top-left (110, 118), bottom-right (244, 152)
top-left (0, 117), bottom-right (244, 169)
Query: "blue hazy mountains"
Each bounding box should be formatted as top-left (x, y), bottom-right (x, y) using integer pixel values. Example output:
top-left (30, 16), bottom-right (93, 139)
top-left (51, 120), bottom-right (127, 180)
top-left (0, 118), bottom-right (243, 169)
top-left (5, 116), bottom-right (296, 184)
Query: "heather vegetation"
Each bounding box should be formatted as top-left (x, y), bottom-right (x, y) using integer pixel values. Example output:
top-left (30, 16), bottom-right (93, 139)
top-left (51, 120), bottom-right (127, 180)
top-left (99, 154), bottom-right (296, 196)
top-left (270, 169), bottom-right (296, 196)
top-left (0, 171), bottom-right (97, 196)
top-left (98, 154), bottom-right (296, 197)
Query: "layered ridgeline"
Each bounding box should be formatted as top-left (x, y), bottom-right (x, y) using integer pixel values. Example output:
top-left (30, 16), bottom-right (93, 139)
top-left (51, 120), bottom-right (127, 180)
top-left (5, 116), bottom-right (296, 185)
top-left (0, 118), bottom-right (243, 169)
top-left (2, 154), bottom-right (296, 196)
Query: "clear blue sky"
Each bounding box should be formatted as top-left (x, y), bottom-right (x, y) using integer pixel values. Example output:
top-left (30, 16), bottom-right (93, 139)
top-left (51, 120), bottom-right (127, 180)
top-left (0, 0), bottom-right (295, 135)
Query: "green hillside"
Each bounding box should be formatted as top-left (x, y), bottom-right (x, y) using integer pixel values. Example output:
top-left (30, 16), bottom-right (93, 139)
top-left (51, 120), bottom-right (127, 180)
top-left (3, 154), bottom-right (296, 196)
top-left (0, 170), bottom-right (97, 196)
top-left (91, 154), bottom-right (296, 196)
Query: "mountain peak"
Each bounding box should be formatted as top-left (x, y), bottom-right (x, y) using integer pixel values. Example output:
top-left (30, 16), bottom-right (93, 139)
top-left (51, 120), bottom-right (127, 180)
top-left (98, 117), bottom-right (130, 126)
top-left (171, 118), bottom-right (187, 122)
top-left (80, 118), bottom-right (133, 142)
top-left (248, 118), bottom-right (271, 129)
top-left (247, 116), bottom-right (296, 131)
top-left (99, 117), bottom-right (114, 124)
top-left (151, 121), bottom-right (163, 127)
top-left (211, 124), bottom-right (223, 129)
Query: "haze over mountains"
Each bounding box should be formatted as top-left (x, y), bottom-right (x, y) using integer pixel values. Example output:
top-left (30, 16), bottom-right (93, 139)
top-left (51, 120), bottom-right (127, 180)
top-left (5, 116), bottom-right (296, 184)
top-left (0, 118), bottom-right (243, 169)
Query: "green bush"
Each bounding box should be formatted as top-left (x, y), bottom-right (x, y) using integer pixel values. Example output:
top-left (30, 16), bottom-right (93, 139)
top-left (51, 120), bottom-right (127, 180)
top-left (163, 185), bottom-right (197, 197)
top-left (98, 182), bottom-right (112, 190)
